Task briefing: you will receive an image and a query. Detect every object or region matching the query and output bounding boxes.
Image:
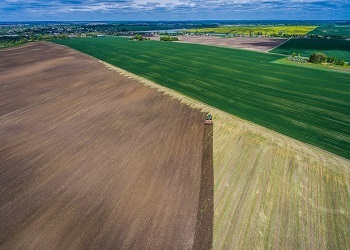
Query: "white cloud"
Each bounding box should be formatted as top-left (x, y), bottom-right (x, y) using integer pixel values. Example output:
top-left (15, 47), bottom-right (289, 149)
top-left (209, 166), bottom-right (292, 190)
top-left (0, 0), bottom-right (349, 20)
top-left (134, 0), bottom-right (181, 4)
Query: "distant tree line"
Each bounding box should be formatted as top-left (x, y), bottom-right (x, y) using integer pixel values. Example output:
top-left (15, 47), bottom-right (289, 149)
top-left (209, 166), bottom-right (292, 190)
top-left (129, 35), bottom-right (150, 41)
top-left (309, 52), bottom-right (347, 66)
top-left (287, 52), bottom-right (308, 63)
top-left (160, 36), bottom-right (178, 41)
top-left (0, 34), bottom-right (68, 48)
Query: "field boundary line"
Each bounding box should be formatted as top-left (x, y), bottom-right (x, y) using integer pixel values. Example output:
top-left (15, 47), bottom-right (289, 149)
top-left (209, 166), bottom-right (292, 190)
top-left (307, 26), bottom-right (319, 34)
top-left (100, 60), bottom-right (349, 163)
top-left (51, 42), bottom-right (350, 166)
top-left (99, 60), bottom-right (350, 166)
top-left (267, 37), bottom-right (291, 52)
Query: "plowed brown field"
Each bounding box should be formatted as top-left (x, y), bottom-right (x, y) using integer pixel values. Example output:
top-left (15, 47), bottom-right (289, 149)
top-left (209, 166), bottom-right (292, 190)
top-left (175, 35), bottom-right (288, 52)
top-left (0, 42), bottom-right (209, 249)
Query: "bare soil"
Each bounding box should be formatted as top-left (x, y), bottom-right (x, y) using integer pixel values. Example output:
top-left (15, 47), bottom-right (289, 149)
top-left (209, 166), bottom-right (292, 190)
top-left (0, 42), bottom-right (210, 249)
top-left (174, 35), bottom-right (288, 52)
top-left (193, 125), bottom-right (213, 250)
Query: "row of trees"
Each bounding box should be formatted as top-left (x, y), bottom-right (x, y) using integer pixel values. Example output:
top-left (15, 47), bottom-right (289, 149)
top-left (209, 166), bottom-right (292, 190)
top-left (288, 53), bottom-right (308, 63)
top-left (309, 52), bottom-right (347, 66)
top-left (129, 35), bottom-right (150, 41)
top-left (160, 36), bottom-right (178, 41)
top-left (0, 34), bottom-right (68, 48)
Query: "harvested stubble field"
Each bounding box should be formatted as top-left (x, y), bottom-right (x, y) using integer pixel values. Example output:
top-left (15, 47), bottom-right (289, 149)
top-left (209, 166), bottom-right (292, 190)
top-left (105, 62), bottom-right (350, 249)
top-left (0, 42), bottom-right (210, 249)
top-left (211, 112), bottom-right (350, 249)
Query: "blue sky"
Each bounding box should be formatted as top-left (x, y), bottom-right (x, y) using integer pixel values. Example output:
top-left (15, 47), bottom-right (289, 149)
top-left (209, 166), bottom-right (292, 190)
top-left (1, 0), bottom-right (349, 21)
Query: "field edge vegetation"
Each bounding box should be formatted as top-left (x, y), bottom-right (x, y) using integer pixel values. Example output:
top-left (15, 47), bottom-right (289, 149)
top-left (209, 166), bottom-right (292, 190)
top-left (272, 58), bottom-right (350, 74)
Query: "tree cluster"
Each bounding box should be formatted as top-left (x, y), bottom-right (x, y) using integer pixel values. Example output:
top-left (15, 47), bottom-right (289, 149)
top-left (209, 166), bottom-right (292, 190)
top-left (160, 36), bottom-right (178, 41)
top-left (287, 52), bottom-right (308, 63)
top-left (0, 34), bottom-right (68, 48)
top-left (130, 35), bottom-right (150, 41)
top-left (309, 52), bottom-right (327, 63)
top-left (309, 52), bottom-right (347, 66)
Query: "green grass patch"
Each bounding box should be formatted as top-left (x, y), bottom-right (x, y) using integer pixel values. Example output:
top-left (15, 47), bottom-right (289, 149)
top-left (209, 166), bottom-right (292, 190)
top-left (186, 26), bottom-right (316, 36)
top-left (273, 58), bottom-right (350, 74)
top-left (54, 37), bottom-right (350, 159)
top-left (270, 38), bottom-right (350, 61)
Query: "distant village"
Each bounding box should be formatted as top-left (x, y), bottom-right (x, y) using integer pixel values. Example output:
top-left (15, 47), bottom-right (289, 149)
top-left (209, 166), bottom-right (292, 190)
top-left (1, 22), bottom-right (349, 48)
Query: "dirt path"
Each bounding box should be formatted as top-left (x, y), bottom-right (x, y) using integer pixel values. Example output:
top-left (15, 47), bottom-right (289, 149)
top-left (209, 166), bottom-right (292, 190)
top-left (0, 42), bottom-right (208, 249)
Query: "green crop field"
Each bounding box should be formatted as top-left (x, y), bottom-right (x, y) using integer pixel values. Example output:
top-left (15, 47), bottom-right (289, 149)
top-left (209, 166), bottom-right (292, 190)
top-left (186, 25), bottom-right (316, 36)
top-left (54, 37), bottom-right (350, 159)
top-left (308, 25), bottom-right (350, 37)
top-left (270, 38), bottom-right (350, 61)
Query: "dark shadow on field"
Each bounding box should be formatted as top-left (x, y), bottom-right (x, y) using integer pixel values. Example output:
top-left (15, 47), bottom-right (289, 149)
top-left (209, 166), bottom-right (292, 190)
top-left (244, 41), bottom-right (283, 47)
top-left (193, 123), bottom-right (213, 250)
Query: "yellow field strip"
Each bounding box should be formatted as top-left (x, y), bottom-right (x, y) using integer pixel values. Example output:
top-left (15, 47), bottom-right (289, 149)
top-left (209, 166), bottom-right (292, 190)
top-left (102, 61), bottom-right (350, 249)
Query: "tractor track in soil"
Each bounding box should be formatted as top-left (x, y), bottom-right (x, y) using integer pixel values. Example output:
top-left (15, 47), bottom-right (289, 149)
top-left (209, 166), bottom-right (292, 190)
top-left (193, 125), bottom-right (214, 250)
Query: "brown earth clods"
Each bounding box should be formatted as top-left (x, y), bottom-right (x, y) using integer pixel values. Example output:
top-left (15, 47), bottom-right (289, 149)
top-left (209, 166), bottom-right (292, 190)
top-left (0, 42), bottom-right (212, 249)
top-left (193, 125), bottom-right (213, 250)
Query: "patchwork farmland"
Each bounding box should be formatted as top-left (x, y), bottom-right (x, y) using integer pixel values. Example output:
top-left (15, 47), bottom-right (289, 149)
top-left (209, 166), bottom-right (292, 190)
top-left (1, 40), bottom-right (349, 249)
top-left (55, 37), bottom-right (350, 159)
top-left (104, 55), bottom-right (350, 249)
top-left (185, 25), bottom-right (316, 36)
top-left (0, 42), bottom-right (210, 248)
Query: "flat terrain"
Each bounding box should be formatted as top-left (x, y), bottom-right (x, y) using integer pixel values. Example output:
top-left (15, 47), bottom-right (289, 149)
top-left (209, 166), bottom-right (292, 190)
top-left (186, 26), bottom-right (316, 36)
top-left (2, 41), bottom-right (349, 249)
top-left (107, 65), bottom-right (350, 250)
top-left (211, 110), bottom-right (350, 249)
top-left (270, 38), bottom-right (350, 61)
top-left (55, 37), bottom-right (350, 159)
top-left (176, 35), bottom-right (287, 52)
top-left (273, 58), bottom-right (350, 74)
top-left (0, 42), bottom-right (207, 249)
